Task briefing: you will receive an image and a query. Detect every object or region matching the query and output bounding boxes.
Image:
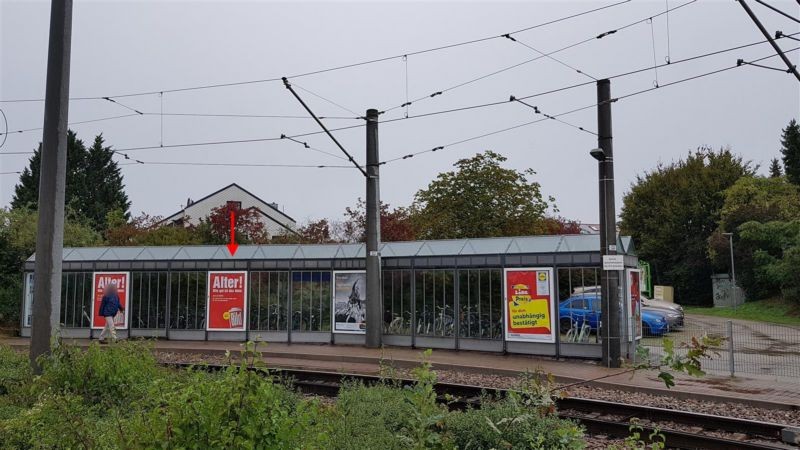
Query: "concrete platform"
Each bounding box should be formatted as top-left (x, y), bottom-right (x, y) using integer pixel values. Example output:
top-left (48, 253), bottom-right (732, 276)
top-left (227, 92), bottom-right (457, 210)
top-left (4, 337), bottom-right (798, 410)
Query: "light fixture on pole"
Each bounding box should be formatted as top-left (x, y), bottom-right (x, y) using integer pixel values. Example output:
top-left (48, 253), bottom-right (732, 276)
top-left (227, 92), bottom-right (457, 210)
top-left (590, 148), bottom-right (605, 161)
top-left (722, 232), bottom-right (738, 309)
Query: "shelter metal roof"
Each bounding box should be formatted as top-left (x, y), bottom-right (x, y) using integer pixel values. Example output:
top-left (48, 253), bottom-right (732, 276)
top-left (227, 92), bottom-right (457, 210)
top-left (28, 234), bottom-right (634, 262)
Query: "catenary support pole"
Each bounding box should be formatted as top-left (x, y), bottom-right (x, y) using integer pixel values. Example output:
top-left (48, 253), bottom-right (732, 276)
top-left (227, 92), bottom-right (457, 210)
top-left (30, 0), bottom-right (73, 373)
top-left (737, 0), bottom-right (800, 82)
top-left (365, 108), bottom-right (382, 348)
top-left (729, 233), bottom-right (738, 309)
top-left (597, 79), bottom-right (621, 368)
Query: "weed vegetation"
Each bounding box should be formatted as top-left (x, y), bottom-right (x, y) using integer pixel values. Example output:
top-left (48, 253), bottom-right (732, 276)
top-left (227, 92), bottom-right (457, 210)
top-left (0, 342), bottom-right (585, 449)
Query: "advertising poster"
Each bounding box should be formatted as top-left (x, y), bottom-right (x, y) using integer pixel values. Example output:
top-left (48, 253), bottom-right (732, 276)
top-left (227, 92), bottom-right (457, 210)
top-left (23, 273), bottom-right (34, 328)
top-left (91, 272), bottom-right (130, 329)
top-left (504, 268), bottom-right (555, 343)
top-left (206, 271), bottom-right (247, 331)
top-left (627, 269), bottom-right (643, 341)
top-left (332, 271), bottom-right (367, 334)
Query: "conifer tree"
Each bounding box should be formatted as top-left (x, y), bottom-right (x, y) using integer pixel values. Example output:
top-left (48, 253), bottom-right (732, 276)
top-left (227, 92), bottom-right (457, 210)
top-left (781, 119), bottom-right (800, 185)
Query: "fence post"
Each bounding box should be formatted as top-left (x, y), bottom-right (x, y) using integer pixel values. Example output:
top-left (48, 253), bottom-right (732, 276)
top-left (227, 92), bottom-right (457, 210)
top-left (727, 320), bottom-right (735, 377)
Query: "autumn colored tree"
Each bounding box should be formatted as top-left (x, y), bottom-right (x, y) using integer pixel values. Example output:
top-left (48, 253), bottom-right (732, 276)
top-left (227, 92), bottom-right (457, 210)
top-left (540, 216), bottom-right (582, 235)
top-left (342, 199), bottom-right (416, 243)
top-left (104, 210), bottom-right (203, 246)
top-left (199, 204), bottom-right (270, 245)
top-left (272, 218), bottom-right (339, 244)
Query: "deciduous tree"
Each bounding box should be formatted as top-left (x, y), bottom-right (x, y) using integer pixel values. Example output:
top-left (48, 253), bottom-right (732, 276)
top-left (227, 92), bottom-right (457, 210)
top-left (709, 176), bottom-right (800, 299)
top-left (342, 199), bottom-right (416, 243)
top-left (411, 151), bottom-right (553, 240)
top-left (620, 147), bottom-right (753, 306)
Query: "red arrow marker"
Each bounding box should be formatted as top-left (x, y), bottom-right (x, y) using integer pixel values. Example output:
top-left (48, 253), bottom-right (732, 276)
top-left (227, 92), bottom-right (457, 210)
top-left (226, 210), bottom-right (239, 256)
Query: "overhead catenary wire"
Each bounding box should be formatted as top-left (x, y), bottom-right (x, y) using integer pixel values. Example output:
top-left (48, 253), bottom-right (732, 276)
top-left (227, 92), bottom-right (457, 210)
top-left (649, 18), bottom-right (660, 87)
top-left (665, 0), bottom-right (672, 63)
top-left (380, 0), bottom-right (698, 115)
top-left (2, 36), bottom-right (798, 159)
top-left (279, 133), bottom-right (348, 161)
top-left (0, 0), bottom-right (632, 103)
top-left (0, 113), bottom-right (141, 138)
top-left (510, 96), bottom-right (598, 135)
top-left (0, 108), bottom-right (8, 148)
top-left (753, 0), bottom-right (800, 24)
top-left (502, 34), bottom-right (598, 81)
top-left (121, 160), bottom-right (356, 169)
top-left (377, 46), bottom-right (800, 167)
top-left (282, 77), bottom-right (367, 176)
top-left (290, 81), bottom-right (363, 118)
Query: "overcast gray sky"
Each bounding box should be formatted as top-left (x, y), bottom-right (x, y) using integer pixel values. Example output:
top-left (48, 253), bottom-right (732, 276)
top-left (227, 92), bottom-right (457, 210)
top-left (1, 0), bottom-right (798, 226)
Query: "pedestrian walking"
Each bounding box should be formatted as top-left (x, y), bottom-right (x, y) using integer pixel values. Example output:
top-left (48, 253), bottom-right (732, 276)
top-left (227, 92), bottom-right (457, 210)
top-left (98, 283), bottom-right (124, 343)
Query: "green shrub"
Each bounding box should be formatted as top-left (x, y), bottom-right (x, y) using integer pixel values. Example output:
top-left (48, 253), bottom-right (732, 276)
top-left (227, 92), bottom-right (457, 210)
top-left (326, 381), bottom-right (415, 450)
top-left (122, 342), bottom-right (324, 450)
top-left (39, 339), bottom-right (162, 405)
top-left (443, 399), bottom-right (584, 450)
top-left (0, 391), bottom-right (115, 450)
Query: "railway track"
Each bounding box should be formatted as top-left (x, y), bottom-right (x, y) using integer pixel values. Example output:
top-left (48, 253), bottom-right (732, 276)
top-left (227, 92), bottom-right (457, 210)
top-left (163, 362), bottom-right (796, 450)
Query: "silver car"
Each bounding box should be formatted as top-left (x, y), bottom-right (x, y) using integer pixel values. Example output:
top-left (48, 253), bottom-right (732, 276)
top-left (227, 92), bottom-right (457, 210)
top-left (642, 297), bottom-right (684, 328)
top-left (573, 286), bottom-right (684, 328)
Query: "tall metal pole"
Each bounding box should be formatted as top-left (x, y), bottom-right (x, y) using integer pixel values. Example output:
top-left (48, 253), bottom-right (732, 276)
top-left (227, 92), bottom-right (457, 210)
top-left (30, 0), bottom-right (73, 373)
top-left (737, 0), bottom-right (800, 82)
top-left (597, 79), bottom-right (621, 368)
top-left (365, 108), bottom-right (382, 348)
top-left (728, 233), bottom-right (738, 309)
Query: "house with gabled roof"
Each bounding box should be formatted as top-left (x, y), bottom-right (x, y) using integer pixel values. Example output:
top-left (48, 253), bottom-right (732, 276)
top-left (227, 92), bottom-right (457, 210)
top-left (160, 183), bottom-right (296, 238)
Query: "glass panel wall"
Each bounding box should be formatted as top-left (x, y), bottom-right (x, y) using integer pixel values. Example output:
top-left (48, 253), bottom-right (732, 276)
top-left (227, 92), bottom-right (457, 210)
top-left (249, 271), bottom-right (289, 331)
top-left (291, 271), bottom-right (331, 332)
top-left (169, 271), bottom-right (207, 330)
top-left (382, 270), bottom-right (412, 335)
top-left (557, 267), bottom-right (600, 344)
top-left (131, 272), bottom-right (168, 329)
top-left (458, 269), bottom-right (502, 340)
top-left (60, 272), bottom-right (93, 328)
top-left (415, 270), bottom-right (455, 337)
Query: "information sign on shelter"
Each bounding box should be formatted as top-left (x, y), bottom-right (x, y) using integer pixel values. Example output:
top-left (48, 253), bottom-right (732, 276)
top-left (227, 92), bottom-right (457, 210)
top-left (602, 255), bottom-right (625, 271)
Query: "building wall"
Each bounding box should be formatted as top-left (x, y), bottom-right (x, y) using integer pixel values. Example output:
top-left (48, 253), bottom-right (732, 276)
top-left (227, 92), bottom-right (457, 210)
top-left (167, 185), bottom-right (295, 236)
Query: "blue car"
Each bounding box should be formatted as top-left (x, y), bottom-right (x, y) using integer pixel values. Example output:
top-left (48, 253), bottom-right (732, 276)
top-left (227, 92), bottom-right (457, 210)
top-left (558, 294), bottom-right (669, 336)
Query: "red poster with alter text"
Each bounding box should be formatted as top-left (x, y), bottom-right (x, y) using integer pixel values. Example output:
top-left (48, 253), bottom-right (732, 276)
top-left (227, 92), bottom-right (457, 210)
top-left (91, 272), bottom-right (130, 329)
top-left (206, 271), bottom-right (247, 331)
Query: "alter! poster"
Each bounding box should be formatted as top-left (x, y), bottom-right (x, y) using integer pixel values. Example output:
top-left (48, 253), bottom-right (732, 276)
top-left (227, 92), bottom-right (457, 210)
top-left (206, 271), bottom-right (247, 331)
top-left (91, 272), bottom-right (130, 329)
top-left (503, 268), bottom-right (555, 343)
top-left (627, 269), bottom-right (643, 341)
top-left (332, 271), bottom-right (367, 334)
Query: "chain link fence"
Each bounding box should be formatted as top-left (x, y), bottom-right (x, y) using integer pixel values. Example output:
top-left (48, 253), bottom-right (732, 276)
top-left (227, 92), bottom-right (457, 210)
top-left (642, 314), bottom-right (800, 381)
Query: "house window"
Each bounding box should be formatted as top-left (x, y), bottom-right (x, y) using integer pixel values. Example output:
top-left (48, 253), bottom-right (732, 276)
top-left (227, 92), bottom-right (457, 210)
top-left (226, 201), bottom-right (242, 211)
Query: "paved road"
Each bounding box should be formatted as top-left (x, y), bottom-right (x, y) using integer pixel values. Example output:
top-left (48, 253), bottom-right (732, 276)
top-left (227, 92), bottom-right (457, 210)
top-left (642, 314), bottom-right (800, 380)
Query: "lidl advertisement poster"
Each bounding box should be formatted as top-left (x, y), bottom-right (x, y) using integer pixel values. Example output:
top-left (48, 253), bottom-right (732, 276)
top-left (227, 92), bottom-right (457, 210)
top-left (207, 271), bottom-right (247, 331)
top-left (504, 268), bottom-right (555, 343)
